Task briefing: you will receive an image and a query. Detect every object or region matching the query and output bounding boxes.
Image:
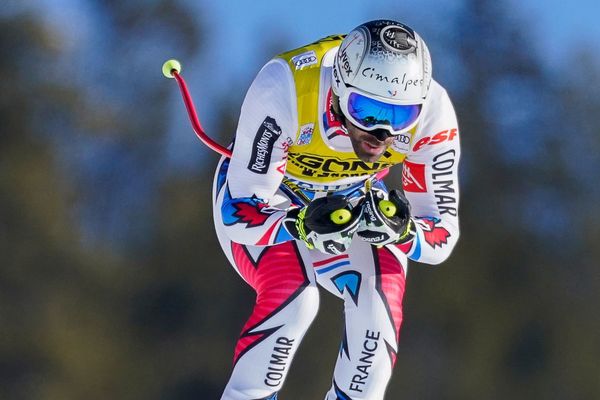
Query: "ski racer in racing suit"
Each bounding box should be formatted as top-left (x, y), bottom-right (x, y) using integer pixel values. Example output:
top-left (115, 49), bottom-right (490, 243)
top-left (212, 20), bottom-right (460, 400)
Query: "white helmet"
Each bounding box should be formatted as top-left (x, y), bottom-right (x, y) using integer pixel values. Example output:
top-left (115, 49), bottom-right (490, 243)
top-left (332, 20), bottom-right (432, 135)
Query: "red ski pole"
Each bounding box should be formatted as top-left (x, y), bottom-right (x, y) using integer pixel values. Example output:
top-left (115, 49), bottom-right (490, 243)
top-left (162, 59), bottom-right (232, 158)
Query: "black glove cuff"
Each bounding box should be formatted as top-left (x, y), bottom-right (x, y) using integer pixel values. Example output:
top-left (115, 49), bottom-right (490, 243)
top-left (395, 218), bottom-right (416, 244)
top-left (283, 207), bottom-right (303, 239)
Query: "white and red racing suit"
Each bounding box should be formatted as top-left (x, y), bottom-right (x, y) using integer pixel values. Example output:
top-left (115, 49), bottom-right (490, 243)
top-left (212, 35), bottom-right (460, 400)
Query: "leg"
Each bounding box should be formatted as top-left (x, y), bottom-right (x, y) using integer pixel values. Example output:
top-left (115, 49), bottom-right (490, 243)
top-left (220, 241), bottom-right (320, 400)
top-left (313, 240), bottom-right (407, 400)
top-left (213, 159), bottom-right (320, 399)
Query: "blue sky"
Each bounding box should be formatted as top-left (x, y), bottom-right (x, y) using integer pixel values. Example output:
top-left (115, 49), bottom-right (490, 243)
top-left (18, 0), bottom-right (600, 86)
top-left (193, 0), bottom-right (600, 78)
top-left (20, 0), bottom-right (600, 107)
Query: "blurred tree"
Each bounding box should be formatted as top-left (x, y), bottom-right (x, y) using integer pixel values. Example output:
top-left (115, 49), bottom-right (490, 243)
top-left (0, 1), bottom-right (203, 399)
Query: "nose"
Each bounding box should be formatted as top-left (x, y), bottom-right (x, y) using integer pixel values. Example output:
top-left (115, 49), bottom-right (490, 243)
top-left (368, 128), bottom-right (392, 142)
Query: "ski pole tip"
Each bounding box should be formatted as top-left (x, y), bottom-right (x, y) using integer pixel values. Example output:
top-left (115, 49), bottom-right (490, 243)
top-left (162, 59), bottom-right (182, 78)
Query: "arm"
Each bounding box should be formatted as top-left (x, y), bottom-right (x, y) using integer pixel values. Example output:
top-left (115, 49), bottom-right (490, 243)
top-left (218, 58), bottom-right (299, 246)
top-left (397, 82), bottom-right (461, 265)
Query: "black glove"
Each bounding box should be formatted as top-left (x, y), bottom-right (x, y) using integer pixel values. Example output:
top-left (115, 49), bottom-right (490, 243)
top-left (285, 195), bottom-right (362, 254)
top-left (356, 189), bottom-right (413, 246)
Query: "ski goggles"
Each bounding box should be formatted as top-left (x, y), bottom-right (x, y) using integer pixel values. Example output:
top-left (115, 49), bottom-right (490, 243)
top-left (339, 89), bottom-right (422, 135)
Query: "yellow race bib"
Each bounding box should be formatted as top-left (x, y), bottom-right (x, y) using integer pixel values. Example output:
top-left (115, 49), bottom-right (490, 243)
top-left (277, 35), bottom-right (415, 186)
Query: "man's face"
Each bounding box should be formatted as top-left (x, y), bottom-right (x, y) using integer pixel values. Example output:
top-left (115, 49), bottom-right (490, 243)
top-left (345, 121), bottom-right (395, 163)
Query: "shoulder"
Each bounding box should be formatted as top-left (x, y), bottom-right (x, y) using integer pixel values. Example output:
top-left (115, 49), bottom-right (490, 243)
top-left (252, 58), bottom-right (295, 90)
top-left (426, 79), bottom-right (453, 108)
top-left (418, 79), bottom-right (457, 123)
top-left (242, 58), bottom-right (297, 117)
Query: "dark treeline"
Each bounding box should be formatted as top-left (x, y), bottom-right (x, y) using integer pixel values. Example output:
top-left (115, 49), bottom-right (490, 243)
top-left (1, 1), bottom-right (598, 399)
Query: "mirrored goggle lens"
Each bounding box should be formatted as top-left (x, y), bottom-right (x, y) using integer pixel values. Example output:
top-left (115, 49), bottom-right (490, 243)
top-left (347, 92), bottom-right (422, 132)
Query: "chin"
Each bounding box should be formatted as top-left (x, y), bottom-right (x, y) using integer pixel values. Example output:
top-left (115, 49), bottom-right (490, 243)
top-left (352, 142), bottom-right (386, 163)
top-left (349, 137), bottom-right (388, 164)
top-left (355, 151), bottom-right (383, 163)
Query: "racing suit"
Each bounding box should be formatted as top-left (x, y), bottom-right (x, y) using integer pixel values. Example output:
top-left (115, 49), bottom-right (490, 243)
top-left (212, 35), bottom-right (460, 400)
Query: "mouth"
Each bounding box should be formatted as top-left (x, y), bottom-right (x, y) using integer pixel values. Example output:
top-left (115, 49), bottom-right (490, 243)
top-left (360, 139), bottom-right (387, 155)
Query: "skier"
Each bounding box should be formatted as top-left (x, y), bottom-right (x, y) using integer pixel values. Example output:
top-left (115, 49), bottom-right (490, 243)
top-left (212, 19), bottom-right (460, 400)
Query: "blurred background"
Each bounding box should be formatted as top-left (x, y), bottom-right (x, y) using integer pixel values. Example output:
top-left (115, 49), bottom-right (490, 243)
top-left (2, 0), bottom-right (599, 399)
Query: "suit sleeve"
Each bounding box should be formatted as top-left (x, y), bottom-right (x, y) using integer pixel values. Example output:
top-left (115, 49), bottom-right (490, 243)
top-left (216, 58), bottom-right (299, 246)
top-left (395, 82), bottom-right (460, 265)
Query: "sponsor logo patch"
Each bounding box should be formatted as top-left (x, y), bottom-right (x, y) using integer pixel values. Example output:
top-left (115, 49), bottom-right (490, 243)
top-left (349, 330), bottom-right (381, 393)
top-left (413, 128), bottom-right (458, 152)
top-left (360, 67), bottom-right (425, 92)
top-left (264, 337), bottom-right (295, 387)
top-left (291, 50), bottom-right (318, 70)
top-left (247, 116), bottom-right (282, 174)
top-left (402, 161), bottom-right (427, 192)
top-left (287, 153), bottom-right (393, 179)
top-left (391, 133), bottom-right (411, 153)
top-left (432, 149), bottom-right (458, 216)
top-left (297, 123), bottom-right (314, 145)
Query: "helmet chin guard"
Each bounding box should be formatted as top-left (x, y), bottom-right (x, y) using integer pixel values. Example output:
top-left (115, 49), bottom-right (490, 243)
top-left (332, 20), bottom-right (432, 106)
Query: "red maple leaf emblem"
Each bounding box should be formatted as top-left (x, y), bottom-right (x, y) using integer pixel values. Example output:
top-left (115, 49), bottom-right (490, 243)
top-left (233, 201), bottom-right (274, 228)
top-left (419, 218), bottom-right (450, 248)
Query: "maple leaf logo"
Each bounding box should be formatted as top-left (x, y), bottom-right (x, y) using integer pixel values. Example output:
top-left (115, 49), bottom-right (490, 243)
top-left (233, 200), bottom-right (274, 228)
top-left (418, 217), bottom-right (450, 248)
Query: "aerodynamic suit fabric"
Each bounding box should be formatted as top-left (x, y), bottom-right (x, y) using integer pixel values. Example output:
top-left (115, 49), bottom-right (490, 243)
top-left (212, 36), bottom-right (460, 400)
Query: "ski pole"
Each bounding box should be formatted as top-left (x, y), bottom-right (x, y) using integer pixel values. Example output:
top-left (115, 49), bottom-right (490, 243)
top-left (162, 59), bottom-right (232, 158)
